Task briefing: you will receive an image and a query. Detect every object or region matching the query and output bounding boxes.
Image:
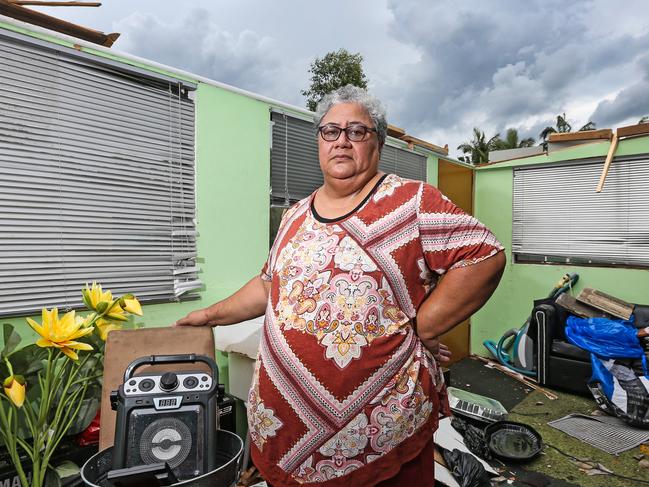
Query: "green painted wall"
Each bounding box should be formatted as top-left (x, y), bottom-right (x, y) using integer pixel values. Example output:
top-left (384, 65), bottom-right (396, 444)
top-left (427, 154), bottom-right (439, 185)
top-left (471, 137), bottom-right (649, 354)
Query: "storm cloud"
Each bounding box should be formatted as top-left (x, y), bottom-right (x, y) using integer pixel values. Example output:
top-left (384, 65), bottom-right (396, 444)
top-left (34, 0), bottom-right (649, 156)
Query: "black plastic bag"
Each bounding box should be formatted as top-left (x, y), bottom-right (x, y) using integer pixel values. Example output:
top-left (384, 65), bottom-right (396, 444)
top-left (440, 447), bottom-right (491, 487)
top-left (450, 417), bottom-right (492, 460)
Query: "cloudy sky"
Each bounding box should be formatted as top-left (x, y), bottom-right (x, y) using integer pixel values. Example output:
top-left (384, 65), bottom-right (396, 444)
top-left (33, 0), bottom-right (649, 157)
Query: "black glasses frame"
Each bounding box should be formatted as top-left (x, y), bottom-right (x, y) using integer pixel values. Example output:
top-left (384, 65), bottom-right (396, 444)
top-left (318, 123), bottom-right (377, 142)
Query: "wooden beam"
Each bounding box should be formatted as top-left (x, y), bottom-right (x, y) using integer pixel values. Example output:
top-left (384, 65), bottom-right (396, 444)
top-left (576, 287), bottom-right (633, 320)
top-left (617, 122), bottom-right (649, 138)
top-left (0, 0), bottom-right (118, 46)
top-left (8, 1), bottom-right (101, 6)
top-left (547, 129), bottom-right (613, 143)
top-left (387, 124), bottom-right (406, 139)
top-left (555, 293), bottom-right (611, 319)
top-left (399, 134), bottom-right (449, 155)
top-left (595, 131), bottom-right (618, 193)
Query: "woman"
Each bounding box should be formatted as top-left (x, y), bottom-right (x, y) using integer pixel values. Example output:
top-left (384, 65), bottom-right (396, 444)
top-left (177, 85), bottom-right (505, 485)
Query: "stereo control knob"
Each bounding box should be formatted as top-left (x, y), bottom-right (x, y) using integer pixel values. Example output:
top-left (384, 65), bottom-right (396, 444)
top-left (160, 372), bottom-right (179, 391)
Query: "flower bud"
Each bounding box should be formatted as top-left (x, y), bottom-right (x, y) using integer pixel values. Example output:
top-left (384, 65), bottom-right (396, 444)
top-left (122, 297), bottom-right (143, 316)
top-left (3, 375), bottom-right (26, 408)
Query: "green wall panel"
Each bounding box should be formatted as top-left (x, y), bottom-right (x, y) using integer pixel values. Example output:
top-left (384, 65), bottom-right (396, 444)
top-left (472, 139), bottom-right (649, 355)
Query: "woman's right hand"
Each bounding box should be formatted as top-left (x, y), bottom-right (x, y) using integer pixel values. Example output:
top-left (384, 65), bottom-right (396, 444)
top-left (175, 308), bottom-right (212, 327)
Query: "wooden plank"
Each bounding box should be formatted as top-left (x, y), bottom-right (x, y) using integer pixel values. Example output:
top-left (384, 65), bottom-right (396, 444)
top-left (0, 0), bottom-right (119, 46)
top-left (387, 124), bottom-right (406, 139)
top-left (555, 293), bottom-right (611, 319)
top-left (548, 129), bottom-right (612, 142)
top-left (400, 134), bottom-right (449, 155)
top-left (595, 131), bottom-right (618, 193)
top-left (8, 1), bottom-right (101, 6)
top-left (576, 287), bottom-right (634, 320)
top-left (617, 123), bottom-right (649, 138)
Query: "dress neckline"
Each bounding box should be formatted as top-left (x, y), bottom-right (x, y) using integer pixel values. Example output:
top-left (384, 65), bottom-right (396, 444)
top-left (310, 173), bottom-right (388, 223)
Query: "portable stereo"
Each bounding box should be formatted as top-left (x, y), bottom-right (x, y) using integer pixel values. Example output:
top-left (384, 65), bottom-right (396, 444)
top-left (110, 354), bottom-right (218, 481)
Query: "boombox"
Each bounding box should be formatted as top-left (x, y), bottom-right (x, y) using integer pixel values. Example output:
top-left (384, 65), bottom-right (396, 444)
top-left (110, 354), bottom-right (219, 482)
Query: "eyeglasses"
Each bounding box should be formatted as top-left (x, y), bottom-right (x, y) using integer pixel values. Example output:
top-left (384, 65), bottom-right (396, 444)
top-left (318, 123), bottom-right (377, 142)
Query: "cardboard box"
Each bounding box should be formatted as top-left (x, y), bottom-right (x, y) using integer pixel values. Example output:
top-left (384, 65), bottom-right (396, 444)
top-left (99, 327), bottom-right (215, 451)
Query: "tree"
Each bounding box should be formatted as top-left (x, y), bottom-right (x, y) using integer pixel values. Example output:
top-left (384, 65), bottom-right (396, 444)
top-left (539, 113), bottom-right (596, 141)
top-left (457, 127), bottom-right (501, 165)
top-left (639, 116), bottom-right (649, 124)
top-left (301, 49), bottom-right (368, 111)
top-left (492, 128), bottom-right (535, 150)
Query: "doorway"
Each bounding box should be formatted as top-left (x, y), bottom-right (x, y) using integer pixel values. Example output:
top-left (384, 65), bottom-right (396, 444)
top-left (436, 159), bottom-right (474, 364)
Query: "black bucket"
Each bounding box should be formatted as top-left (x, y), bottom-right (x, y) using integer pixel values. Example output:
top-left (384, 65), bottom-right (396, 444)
top-left (81, 430), bottom-right (244, 487)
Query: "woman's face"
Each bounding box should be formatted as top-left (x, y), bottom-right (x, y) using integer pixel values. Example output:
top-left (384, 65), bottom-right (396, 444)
top-left (318, 103), bottom-right (381, 183)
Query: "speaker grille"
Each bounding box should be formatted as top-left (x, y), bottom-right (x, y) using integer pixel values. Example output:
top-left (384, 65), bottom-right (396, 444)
top-left (140, 417), bottom-right (192, 468)
top-left (126, 405), bottom-right (204, 478)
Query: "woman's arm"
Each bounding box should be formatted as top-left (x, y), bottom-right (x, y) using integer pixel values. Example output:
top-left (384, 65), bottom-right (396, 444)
top-left (175, 275), bottom-right (271, 327)
top-left (415, 252), bottom-right (506, 350)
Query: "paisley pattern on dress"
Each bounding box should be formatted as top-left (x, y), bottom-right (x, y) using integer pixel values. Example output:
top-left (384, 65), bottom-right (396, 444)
top-left (252, 174), bottom-right (504, 486)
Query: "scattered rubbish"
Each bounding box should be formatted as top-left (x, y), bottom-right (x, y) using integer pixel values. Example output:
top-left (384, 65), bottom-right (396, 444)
top-left (484, 421), bottom-right (543, 461)
top-left (641, 444), bottom-right (649, 455)
top-left (564, 312), bottom-right (649, 427)
top-left (640, 459), bottom-right (649, 468)
top-left (440, 447), bottom-right (491, 487)
top-left (571, 458), bottom-right (613, 476)
top-left (535, 401), bottom-right (544, 406)
top-left (472, 355), bottom-right (558, 400)
top-left (451, 417), bottom-right (492, 460)
top-left (447, 387), bottom-right (508, 423)
top-left (548, 413), bottom-right (649, 454)
top-left (434, 417), bottom-right (498, 476)
top-left (633, 453), bottom-right (645, 461)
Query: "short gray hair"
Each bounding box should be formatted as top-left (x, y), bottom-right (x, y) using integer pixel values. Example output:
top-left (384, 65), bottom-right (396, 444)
top-left (314, 84), bottom-right (387, 148)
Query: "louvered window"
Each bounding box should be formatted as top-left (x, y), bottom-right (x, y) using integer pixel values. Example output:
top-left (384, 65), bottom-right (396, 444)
top-left (0, 32), bottom-right (200, 317)
top-left (512, 156), bottom-right (649, 268)
top-left (270, 110), bottom-right (427, 206)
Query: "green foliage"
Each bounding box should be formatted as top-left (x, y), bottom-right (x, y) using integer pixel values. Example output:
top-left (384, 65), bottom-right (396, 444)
top-left (638, 115), bottom-right (648, 124)
top-left (301, 48), bottom-right (369, 112)
top-left (539, 113), bottom-right (596, 141)
top-left (492, 128), bottom-right (536, 150)
top-left (457, 127), bottom-right (501, 165)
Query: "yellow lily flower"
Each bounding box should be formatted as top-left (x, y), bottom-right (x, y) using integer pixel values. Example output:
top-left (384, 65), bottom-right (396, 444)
top-left (82, 282), bottom-right (113, 312)
top-left (121, 297), bottom-right (143, 316)
top-left (105, 301), bottom-right (128, 322)
top-left (3, 375), bottom-right (26, 408)
top-left (95, 318), bottom-right (122, 341)
top-left (26, 308), bottom-right (94, 361)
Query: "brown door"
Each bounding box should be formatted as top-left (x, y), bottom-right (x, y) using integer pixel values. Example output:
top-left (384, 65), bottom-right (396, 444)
top-left (436, 159), bottom-right (474, 364)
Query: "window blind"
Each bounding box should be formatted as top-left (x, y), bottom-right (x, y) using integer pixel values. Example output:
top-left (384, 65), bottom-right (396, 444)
top-left (270, 111), bottom-right (427, 206)
top-left (378, 144), bottom-right (427, 182)
top-left (512, 156), bottom-right (649, 268)
top-left (0, 34), bottom-right (200, 317)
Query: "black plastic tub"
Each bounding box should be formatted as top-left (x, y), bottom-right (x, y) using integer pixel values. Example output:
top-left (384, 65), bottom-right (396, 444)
top-left (81, 430), bottom-right (243, 487)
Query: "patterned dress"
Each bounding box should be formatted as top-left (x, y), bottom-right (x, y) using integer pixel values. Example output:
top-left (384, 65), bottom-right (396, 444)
top-left (250, 174), bottom-right (503, 486)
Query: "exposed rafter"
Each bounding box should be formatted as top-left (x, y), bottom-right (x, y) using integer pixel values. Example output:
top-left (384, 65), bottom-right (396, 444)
top-left (0, 0), bottom-right (118, 47)
top-left (8, 1), bottom-right (101, 6)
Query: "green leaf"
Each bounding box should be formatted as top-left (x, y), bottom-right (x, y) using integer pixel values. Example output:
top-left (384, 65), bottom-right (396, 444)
top-left (1, 323), bottom-right (22, 358)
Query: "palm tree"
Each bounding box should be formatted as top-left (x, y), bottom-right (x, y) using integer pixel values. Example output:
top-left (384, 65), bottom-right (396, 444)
top-left (457, 127), bottom-right (500, 165)
top-left (492, 128), bottom-right (535, 150)
top-left (539, 113), bottom-right (596, 141)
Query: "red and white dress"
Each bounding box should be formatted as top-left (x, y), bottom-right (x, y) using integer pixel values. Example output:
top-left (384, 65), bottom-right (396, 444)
top-left (250, 174), bottom-right (503, 486)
